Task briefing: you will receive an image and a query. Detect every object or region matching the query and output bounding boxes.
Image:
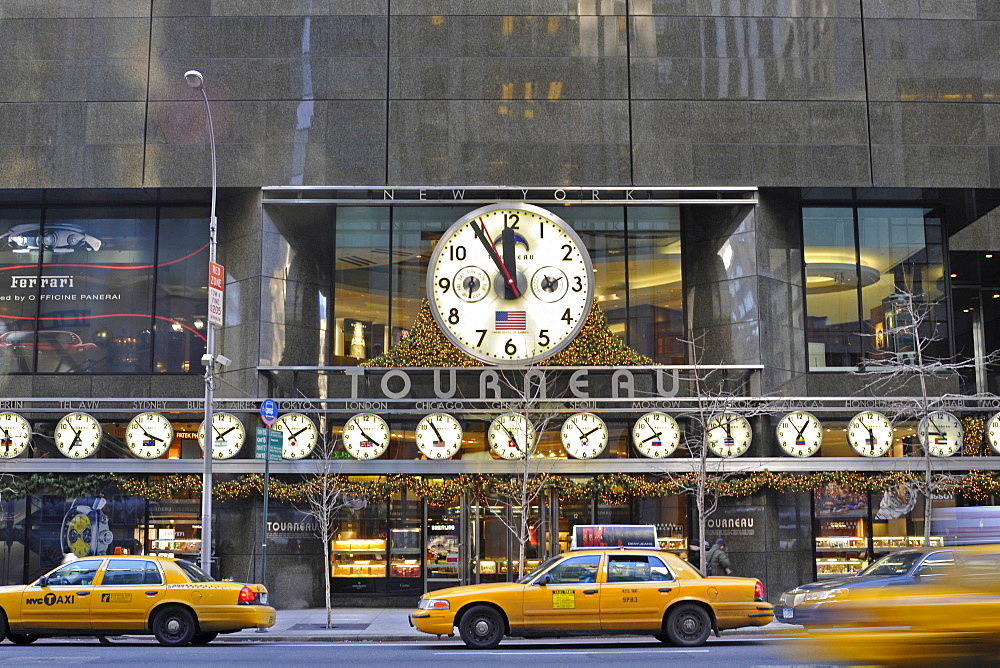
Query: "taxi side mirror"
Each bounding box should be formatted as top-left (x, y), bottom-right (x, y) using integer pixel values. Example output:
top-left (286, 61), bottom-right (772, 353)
top-left (36, 576), bottom-right (47, 587)
top-left (534, 574), bottom-right (550, 586)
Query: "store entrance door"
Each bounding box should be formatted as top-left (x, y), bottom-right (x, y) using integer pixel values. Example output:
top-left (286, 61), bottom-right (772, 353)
top-left (469, 495), bottom-right (549, 585)
top-left (424, 501), bottom-right (464, 592)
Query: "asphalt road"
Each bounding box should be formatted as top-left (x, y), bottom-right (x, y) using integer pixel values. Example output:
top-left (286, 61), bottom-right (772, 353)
top-left (0, 637), bottom-right (823, 667)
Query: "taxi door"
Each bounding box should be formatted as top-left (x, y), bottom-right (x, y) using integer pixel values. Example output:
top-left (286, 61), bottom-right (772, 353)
top-left (522, 554), bottom-right (602, 631)
top-left (91, 558), bottom-right (166, 631)
top-left (600, 553), bottom-right (680, 631)
top-left (19, 558), bottom-right (102, 631)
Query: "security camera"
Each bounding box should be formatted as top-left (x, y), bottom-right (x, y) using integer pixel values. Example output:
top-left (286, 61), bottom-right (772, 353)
top-left (216, 355), bottom-right (232, 368)
top-left (201, 353), bottom-right (213, 366)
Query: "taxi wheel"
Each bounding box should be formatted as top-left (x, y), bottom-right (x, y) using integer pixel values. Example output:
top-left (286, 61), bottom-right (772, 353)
top-left (0, 612), bottom-right (8, 643)
top-left (665, 604), bottom-right (711, 647)
top-left (191, 632), bottom-right (218, 645)
top-left (7, 633), bottom-right (38, 645)
top-left (152, 606), bottom-right (197, 646)
top-left (458, 605), bottom-right (504, 649)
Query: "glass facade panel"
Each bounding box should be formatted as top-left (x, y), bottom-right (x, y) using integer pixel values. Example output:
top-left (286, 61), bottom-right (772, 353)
top-left (803, 207), bottom-right (860, 369)
top-left (334, 207), bottom-right (390, 364)
top-left (627, 207), bottom-right (684, 363)
top-left (560, 207), bottom-right (627, 340)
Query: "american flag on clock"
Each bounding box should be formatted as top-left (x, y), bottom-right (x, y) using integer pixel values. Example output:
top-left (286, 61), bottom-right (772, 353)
top-left (495, 310), bottom-right (527, 330)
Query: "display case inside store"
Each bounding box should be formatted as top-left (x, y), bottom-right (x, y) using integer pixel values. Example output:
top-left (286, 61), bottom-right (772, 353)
top-left (814, 486), bottom-right (870, 579)
top-left (873, 536), bottom-right (944, 552)
top-left (389, 528), bottom-right (421, 579)
top-left (816, 558), bottom-right (867, 577)
top-left (146, 501), bottom-right (202, 560)
top-left (330, 538), bottom-right (387, 578)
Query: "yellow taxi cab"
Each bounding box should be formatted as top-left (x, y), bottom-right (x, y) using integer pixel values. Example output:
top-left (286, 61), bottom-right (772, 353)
top-left (0, 555), bottom-right (275, 646)
top-left (789, 543), bottom-right (1000, 666)
top-left (409, 526), bottom-right (772, 649)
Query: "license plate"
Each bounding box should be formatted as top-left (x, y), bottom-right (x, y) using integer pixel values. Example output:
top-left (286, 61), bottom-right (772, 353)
top-left (782, 608), bottom-right (793, 619)
top-left (260, 592), bottom-right (268, 605)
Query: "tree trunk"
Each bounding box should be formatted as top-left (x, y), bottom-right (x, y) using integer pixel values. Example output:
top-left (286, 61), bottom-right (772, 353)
top-left (324, 534), bottom-right (332, 628)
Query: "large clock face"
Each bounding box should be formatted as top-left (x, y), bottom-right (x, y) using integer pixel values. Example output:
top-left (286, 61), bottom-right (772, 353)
top-left (632, 412), bottom-right (681, 458)
top-left (415, 413), bottom-right (463, 460)
top-left (560, 412), bottom-right (608, 459)
top-left (197, 412), bottom-right (245, 460)
top-left (917, 411), bottom-right (963, 457)
top-left (488, 412), bottom-right (536, 460)
top-left (0, 412), bottom-right (31, 458)
top-left (125, 412), bottom-right (174, 459)
top-left (427, 203), bottom-right (595, 365)
top-left (776, 412), bottom-right (822, 457)
top-left (274, 412), bottom-right (318, 460)
top-left (706, 412), bottom-right (752, 458)
top-left (55, 412), bottom-right (103, 458)
top-left (343, 413), bottom-right (389, 460)
top-left (989, 413), bottom-right (1000, 455)
top-left (848, 411), bottom-right (893, 457)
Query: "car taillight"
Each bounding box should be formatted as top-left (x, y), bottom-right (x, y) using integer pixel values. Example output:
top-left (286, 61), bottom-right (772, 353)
top-left (238, 586), bottom-right (257, 604)
top-left (754, 580), bottom-right (765, 601)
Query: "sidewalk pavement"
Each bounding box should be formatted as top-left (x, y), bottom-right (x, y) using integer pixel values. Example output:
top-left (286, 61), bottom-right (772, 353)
top-left (218, 607), bottom-right (803, 643)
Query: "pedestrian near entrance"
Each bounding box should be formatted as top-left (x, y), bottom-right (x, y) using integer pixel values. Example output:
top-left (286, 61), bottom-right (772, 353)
top-left (706, 538), bottom-right (732, 576)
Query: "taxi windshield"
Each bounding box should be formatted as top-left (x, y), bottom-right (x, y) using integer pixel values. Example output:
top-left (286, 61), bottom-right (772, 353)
top-left (858, 551), bottom-right (923, 577)
top-left (517, 555), bottom-right (562, 584)
top-left (176, 559), bottom-right (215, 583)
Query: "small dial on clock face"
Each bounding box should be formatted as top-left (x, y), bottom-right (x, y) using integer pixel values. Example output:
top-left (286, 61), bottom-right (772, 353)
top-left (427, 203), bottom-right (595, 365)
top-left (914, 410), bottom-right (963, 457)
top-left (776, 412), bottom-right (822, 457)
top-left (631, 412), bottom-right (681, 458)
top-left (560, 412), bottom-right (608, 459)
top-left (706, 412), bottom-right (752, 458)
top-left (197, 412), bottom-right (246, 460)
top-left (274, 413), bottom-right (318, 460)
top-left (488, 413), bottom-right (536, 460)
top-left (989, 413), bottom-right (1000, 456)
top-left (452, 267), bottom-right (491, 303)
top-left (125, 412), bottom-right (174, 459)
top-left (342, 413), bottom-right (389, 460)
top-left (415, 413), bottom-right (463, 460)
top-left (0, 412), bottom-right (31, 458)
top-left (55, 412), bottom-right (103, 459)
top-left (847, 411), bottom-right (893, 457)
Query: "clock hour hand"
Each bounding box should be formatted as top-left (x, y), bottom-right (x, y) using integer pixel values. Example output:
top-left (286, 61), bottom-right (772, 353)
top-left (581, 426), bottom-right (602, 438)
top-left (501, 225), bottom-right (518, 300)
top-left (471, 219), bottom-right (521, 298)
top-left (499, 422), bottom-right (519, 447)
top-left (289, 426), bottom-right (309, 439)
top-left (641, 430), bottom-right (662, 444)
top-left (794, 419), bottom-right (809, 440)
top-left (359, 428), bottom-right (383, 447)
top-left (141, 428), bottom-right (164, 443)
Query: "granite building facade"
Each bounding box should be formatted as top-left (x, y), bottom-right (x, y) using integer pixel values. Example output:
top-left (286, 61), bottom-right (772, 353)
top-left (0, 2), bottom-right (998, 608)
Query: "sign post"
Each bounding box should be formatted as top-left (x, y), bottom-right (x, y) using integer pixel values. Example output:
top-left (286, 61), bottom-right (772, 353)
top-left (255, 408), bottom-right (281, 604)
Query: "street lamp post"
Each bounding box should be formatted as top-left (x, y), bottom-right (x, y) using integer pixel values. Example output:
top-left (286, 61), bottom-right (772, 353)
top-left (184, 69), bottom-right (218, 576)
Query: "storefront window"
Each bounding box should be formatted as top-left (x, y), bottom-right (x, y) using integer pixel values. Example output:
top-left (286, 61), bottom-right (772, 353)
top-left (330, 495), bottom-right (387, 593)
top-left (0, 496), bottom-right (26, 585)
top-left (803, 206), bottom-right (945, 371)
top-left (146, 499), bottom-right (202, 560)
top-left (562, 207), bottom-right (627, 340)
top-left (813, 484), bottom-right (869, 578)
top-left (0, 205), bottom-right (208, 374)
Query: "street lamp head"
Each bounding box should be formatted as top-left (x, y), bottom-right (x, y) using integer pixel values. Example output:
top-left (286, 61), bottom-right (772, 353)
top-left (184, 70), bottom-right (205, 90)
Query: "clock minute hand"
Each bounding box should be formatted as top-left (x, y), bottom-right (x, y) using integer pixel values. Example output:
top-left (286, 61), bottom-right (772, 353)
top-left (471, 219), bottom-right (521, 298)
top-left (428, 421), bottom-right (445, 441)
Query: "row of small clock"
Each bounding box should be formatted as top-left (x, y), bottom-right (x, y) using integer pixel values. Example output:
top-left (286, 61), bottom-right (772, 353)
top-left (1, 408), bottom-right (995, 461)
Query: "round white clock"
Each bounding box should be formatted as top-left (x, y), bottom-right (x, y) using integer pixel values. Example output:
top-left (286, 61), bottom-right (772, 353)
top-left (343, 413), bottom-right (389, 460)
top-left (706, 412), bottom-right (752, 458)
top-left (488, 412), bottom-right (536, 460)
top-left (415, 413), bottom-right (463, 460)
top-left (989, 413), bottom-right (1000, 455)
top-left (427, 203), bottom-right (594, 365)
top-left (917, 411), bottom-right (963, 457)
top-left (631, 412), bottom-right (681, 458)
top-left (55, 412), bottom-right (103, 458)
top-left (776, 412), bottom-right (822, 457)
top-left (847, 411), bottom-right (893, 457)
top-left (197, 412), bottom-right (245, 460)
top-left (0, 412), bottom-right (31, 458)
top-left (560, 412), bottom-right (608, 459)
top-left (125, 412), bottom-right (174, 459)
top-left (274, 412), bottom-right (318, 460)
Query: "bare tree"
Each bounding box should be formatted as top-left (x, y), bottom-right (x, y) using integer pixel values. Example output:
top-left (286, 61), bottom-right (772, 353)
top-left (296, 427), bottom-right (359, 628)
top-left (478, 367), bottom-right (560, 579)
top-left (854, 288), bottom-right (999, 545)
top-left (657, 335), bottom-right (761, 575)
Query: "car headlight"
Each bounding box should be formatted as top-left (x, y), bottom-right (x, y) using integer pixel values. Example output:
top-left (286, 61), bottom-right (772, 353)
top-left (417, 598), bottom-right (450, 610)
top-left (804, 588), bottom-right (847, 602)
